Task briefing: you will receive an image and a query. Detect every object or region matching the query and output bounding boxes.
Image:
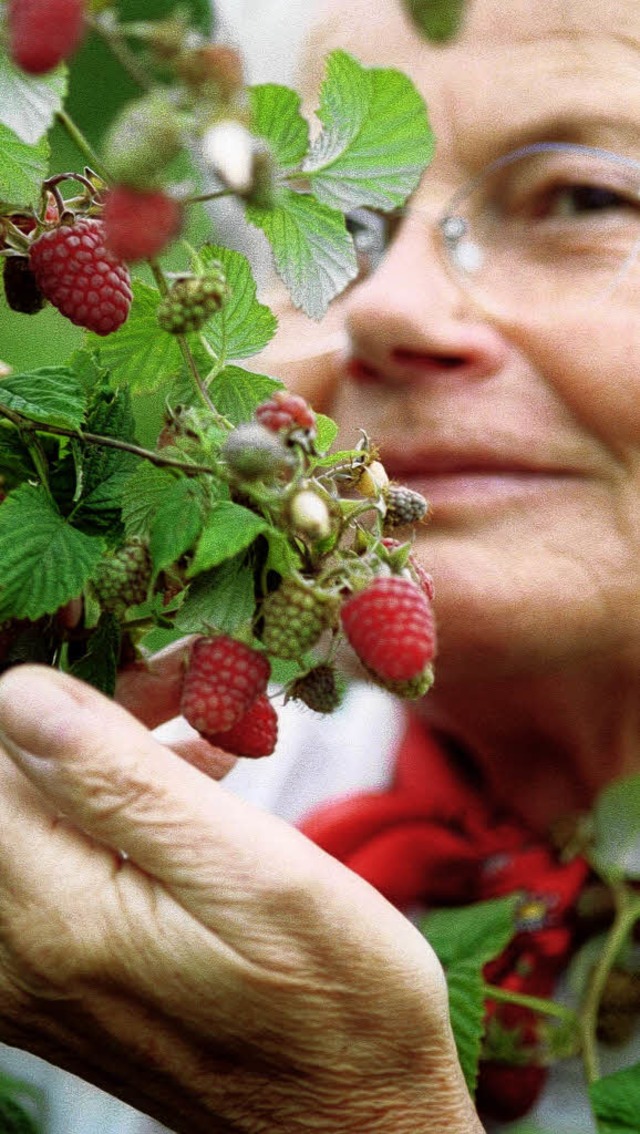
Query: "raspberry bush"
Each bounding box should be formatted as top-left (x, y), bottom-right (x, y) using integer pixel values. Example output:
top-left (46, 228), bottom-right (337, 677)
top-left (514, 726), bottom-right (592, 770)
top-left (0, 1), bottom-right (638, 1131)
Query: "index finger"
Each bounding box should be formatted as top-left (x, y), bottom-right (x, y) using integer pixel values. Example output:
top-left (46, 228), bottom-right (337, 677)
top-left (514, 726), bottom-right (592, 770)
top-left (115, 636), bottom-right (192, 729)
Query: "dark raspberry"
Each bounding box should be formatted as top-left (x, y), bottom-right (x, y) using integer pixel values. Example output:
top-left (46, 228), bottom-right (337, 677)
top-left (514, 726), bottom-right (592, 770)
top-left (3, 256), bottom-right (46, 314)
top-left (205, 693), bottom-right (278, 758)
top-left (287, 664), bottom-right (344, 714)
top-left (8, 0), bottom-right (86, 75)
top-left (382, 484), bottom-right (431, 530)
top-left (340, 575), bottom-right (437, 683)
top-left (29, 218), bottom-right (132, 335)
top-left (261, 577), bottom-right (339, 660)
top-left (103, 187), bottom-right (183, 263)
top-left (180, 635), bottom-right (271, 736)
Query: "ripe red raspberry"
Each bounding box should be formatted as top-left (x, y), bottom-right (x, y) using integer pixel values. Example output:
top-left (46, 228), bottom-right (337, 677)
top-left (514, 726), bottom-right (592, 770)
top-left (29, 218), bottom-right (132, 335)
top-left (8, 0), bottom-right (86, 75)
top-left (205, 694), bottom-right (278, 758)
top-left (340, 576), bottom-right (436, 683)
top-left (255, 391), bottom-right (317, 437)
top-left (180, 635), bottom-right (271, 736)
top-left (103, 186), bottom-right (183, 263)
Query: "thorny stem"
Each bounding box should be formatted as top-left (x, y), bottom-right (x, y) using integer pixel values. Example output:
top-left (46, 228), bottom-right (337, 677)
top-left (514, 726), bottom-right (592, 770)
top-left (579, 881), bottom-right (640, 1084)
top-left (0, 402), bottom-right (218, 479)
top-left (54, 110), bottom-right (110, 183)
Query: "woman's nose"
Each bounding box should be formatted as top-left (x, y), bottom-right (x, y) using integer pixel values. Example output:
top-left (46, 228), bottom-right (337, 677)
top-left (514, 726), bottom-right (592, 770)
top-left (343, 212), bottom-right (509, 386)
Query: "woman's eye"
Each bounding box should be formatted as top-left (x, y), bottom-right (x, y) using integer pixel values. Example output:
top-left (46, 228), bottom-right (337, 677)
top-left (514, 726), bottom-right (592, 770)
top-left (540, 183), bottom-right (633, 218)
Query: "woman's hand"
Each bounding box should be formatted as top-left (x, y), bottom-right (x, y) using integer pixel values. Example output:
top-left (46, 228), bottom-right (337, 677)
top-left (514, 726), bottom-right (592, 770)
top-left (0, 665), bottom-right (481, 1134)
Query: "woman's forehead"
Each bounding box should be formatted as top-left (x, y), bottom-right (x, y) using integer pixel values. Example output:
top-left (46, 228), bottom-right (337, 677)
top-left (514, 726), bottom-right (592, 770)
top-left (300, 0), bottom-right (640, 165)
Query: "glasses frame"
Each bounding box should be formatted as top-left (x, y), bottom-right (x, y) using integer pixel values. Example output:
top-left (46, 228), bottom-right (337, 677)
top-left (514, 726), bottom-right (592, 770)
top-left (432, 141), bottom-right (640, 314)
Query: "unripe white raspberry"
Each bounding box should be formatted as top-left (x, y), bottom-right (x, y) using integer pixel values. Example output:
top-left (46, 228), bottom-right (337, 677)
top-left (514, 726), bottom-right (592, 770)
top-left (201, 119), bottom-right (256, 195)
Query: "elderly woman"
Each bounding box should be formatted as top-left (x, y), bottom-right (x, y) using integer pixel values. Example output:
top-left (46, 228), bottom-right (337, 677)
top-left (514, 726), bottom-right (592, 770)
top-left (0, 0), bottom-right (639, 1131)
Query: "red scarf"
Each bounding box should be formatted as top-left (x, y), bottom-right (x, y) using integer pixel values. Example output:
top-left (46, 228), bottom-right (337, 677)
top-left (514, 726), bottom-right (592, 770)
top-left (298, 713), bottom-right (590, 1123)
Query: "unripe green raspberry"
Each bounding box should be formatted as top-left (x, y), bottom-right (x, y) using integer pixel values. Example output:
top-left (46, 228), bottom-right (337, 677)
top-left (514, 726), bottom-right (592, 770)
top-left (222, 422), bottom-right (292, 480)
top-left (287, 663), bottom-right (344, 714)
top-left (103, 93), bottom-right (183, 189)
top-left (157, 269), bottom-right (228, 334)
top-left (91, 537), bottom-right (152, 614)
top-left (382, 484), bottom-right (430, 530)
top-left (261, 577), bottom-right (340, 660)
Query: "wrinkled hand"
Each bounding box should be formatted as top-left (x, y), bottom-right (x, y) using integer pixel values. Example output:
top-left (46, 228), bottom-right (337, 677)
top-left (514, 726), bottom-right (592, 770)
top-left (0, 665), bottom-right (481, 1134)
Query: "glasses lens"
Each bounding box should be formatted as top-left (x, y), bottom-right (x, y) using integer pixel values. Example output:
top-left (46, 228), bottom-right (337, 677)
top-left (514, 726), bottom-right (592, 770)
top-left (438, 143), bottom-right (640, 314)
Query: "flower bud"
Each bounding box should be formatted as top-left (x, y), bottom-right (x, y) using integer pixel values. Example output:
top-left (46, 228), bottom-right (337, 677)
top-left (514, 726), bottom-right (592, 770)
top-left (289, 489), bottom-right (332, 540)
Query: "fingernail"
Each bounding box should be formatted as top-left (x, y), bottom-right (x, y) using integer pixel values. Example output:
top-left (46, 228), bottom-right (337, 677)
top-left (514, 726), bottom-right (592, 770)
top-left (0, 665), bottom-right (82, 757)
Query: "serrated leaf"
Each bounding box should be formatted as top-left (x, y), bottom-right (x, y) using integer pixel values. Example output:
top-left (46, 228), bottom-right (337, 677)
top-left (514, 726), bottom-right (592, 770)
top-left (208, 365), bottom-right (283, 426)
top-left (0, 51), bottom-right (67, 144)
top-left (590, 1062), bottom-right (640, 1133)
top-left (302, 50), bottom-right (434, 211)
top-left (261, 527), bottom-right (303, 575)
top-left (420, 895), bottom-right (519, 967)
top-left (0, 366), bottom-right (86, 431)
top-left (247, 189), bottom-right (357, 319)
top-left (199, 245), bottom-right (277, 361)
top-left (249, 84), bottom-right (309, 170)
top-left (149, 477), bottom-right (207, 573)
top-left (0, 122), bottom-right (50, 208)
top-left (87, 280), bottom-right (183, 392)
top-left (404, 0), bottom-right (466, 42)
top-left (446, 960), bottom-right (486, 1095)
top-left (0, 1095), bottom-right (40, 1134)
top-left (188, 501), bottom-right (269, 575)
top-left (0, 483), bottom-right (104, 619)
top-left (590, 775), bottom-right (640, 881)
top-left (69, 614), bottom-right (120, 697)
top-left (176, 556), bottom-right (256, 635)
top-left (315, 413), bottom-right (339, 452)
top-left (0, 425), bottom-right (35, 484)
top-left (121, 464), bottom-right (179, 538)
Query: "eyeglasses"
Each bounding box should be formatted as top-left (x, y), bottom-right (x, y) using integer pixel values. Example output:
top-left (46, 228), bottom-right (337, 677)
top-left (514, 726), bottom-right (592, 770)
top-left (346, 142), bottom-right (640, 316)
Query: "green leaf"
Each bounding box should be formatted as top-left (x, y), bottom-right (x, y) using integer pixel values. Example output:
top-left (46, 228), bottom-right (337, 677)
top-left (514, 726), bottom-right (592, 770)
top-left (0, 366), bottom-right (86, 431)
top-left (315, 413), bottom-right (339, 452)
top-left (188, 501), bottom-right (269, 575)
top-left (208, 365), bottom-right (283, 426)
top-left (149, 477), bottom-right (207, 573)
top-left (69, 614), bottom-right (121, 697)
top-left (419, 895), bottom-right (519, 968)
top-left (0, 425), bottom-right (36, 485)
top-left (0, 483), bottom-right (104, 620)
top-left (404, 0), bottom-right (467, 42)
top-left (302, 50), bottom-right (434, 211)
top-left (121, 464), bottom-right (179, 538)
top-left (0, 51), bottom-right (67, 144)
top-left (420, 896), bottom-right (520, 1096)
top-left (87, 280), bottom-right (183, 392)
top-left (590, 775), bottom-right (640, 881)
top-left (175, 556), bottom-right (256, 635)
top-left (199, 245), bottom-right (278, 362)
top-left (247, 188), bottom-right (357, 319)
top-left (0, 1094), bottom-right (40, 1134)
top-left (446, 960), bottom-right (486, 1095)
top-left (249, 84), bottom-right (309, 170)
top-left (0, 123), bottom-right (50, 209)
top-left (590, 1062), bottom-right (640, 1133)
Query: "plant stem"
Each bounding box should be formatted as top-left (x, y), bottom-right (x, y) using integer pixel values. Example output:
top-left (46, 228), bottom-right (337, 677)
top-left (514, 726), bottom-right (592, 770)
top-left (54, 110), bottom-right (110, 182)
top-left (482, 983), bottom-right (578, 1025)
top-left (579, 882), bottom-right (640, 1084)
top-left (0, 402), bottom-right (217, 478)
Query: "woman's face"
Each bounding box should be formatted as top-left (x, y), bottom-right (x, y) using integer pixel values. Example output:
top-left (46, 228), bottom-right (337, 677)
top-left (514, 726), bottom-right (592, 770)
top-left (260, 0), bottom-right (640, 681)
